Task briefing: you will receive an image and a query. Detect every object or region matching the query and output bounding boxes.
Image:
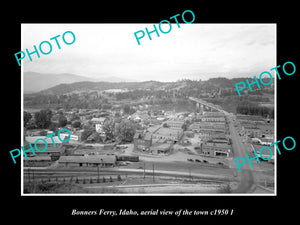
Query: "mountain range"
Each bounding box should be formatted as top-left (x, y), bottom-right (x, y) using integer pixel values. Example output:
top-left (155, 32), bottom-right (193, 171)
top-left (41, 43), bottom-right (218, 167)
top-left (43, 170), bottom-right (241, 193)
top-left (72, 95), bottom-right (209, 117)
top-left (23, 72), bottom-right (137, 93)
top-left (24, 72), bottom-right (272, 96)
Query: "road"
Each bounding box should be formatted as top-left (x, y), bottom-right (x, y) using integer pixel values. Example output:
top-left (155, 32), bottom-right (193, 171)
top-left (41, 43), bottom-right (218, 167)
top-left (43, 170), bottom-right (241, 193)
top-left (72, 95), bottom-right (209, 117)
top-left (225, 113), bottom-right (255, 193)
top-left (189, 97), bottom-right (255, 193)
top-left (23, 167), bottom-right (230, 183)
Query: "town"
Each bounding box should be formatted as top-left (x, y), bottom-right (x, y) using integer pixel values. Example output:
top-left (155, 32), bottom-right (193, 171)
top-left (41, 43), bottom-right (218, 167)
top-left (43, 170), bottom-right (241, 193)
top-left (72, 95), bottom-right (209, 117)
top-left (22, 78), bottom-right (274, 194)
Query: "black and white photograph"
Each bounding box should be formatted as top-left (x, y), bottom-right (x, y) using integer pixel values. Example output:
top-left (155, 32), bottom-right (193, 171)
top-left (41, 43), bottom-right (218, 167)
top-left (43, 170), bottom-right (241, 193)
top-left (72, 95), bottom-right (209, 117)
top-left (21, 23), bottom-right (276, 195)
top-left (3, 4), bottom-right (298, 224)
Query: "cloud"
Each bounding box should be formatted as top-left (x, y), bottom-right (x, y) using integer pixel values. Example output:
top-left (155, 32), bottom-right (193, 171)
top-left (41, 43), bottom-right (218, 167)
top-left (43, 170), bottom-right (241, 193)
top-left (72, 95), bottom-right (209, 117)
top-left (22, 24), bottom-right (276, 81)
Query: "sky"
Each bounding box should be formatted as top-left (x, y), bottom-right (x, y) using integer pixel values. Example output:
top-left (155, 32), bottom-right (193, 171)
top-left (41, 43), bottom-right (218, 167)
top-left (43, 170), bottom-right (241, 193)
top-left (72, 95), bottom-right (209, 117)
top-left (22, 23), bottom-right (276, 82)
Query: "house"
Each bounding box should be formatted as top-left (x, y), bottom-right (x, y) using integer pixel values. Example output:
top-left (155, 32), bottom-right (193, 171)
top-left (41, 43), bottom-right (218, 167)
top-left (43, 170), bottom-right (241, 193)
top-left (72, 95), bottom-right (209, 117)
top-left (130, 112), bottom-right (151, 124)
top-left (58, 155), bottom-right (116, 167)
top-left (133, 131), bottom-right (152, 152)
top-left (70, 129), bottom-right (84, 142)
top-left (90, 117), bottom-right (107, 124)
top-left (90, 117), bottom-right (107, 133)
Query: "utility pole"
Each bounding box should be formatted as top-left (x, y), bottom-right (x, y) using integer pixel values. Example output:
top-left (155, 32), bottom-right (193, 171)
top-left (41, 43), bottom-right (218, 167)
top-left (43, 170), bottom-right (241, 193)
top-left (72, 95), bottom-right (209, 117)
top-left (143, 162), bottom-right (145, 179)
top-left (32, 169), bottom-right (35, 193)
top-left (97, 164), bottom-right (100, 182)
top-left (152, 164), bottom-right (155, 183)
top-left (27, 168), bottom-right (30, 183)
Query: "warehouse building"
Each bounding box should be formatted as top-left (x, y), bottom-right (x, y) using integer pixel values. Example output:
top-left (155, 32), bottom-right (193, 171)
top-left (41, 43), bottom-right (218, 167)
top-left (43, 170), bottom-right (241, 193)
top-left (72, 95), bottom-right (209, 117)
top-left (58, 155), bottom-right (116, 167)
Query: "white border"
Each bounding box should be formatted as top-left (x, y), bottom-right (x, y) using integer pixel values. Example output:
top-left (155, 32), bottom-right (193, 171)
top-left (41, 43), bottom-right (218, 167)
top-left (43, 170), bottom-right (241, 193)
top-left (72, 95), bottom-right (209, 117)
top-left (21, 23), bottom-right (277, 196)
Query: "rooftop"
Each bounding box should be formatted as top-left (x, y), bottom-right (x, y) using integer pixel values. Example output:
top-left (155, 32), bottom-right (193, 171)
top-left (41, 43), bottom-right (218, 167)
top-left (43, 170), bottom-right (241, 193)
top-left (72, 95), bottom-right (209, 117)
top-left (23, 156), bottom-right (52, 161)
top-left (134, 131), bottom-right (152, 141)
top-left (236, 114), bottom-right (264, 121)
top-left (202, 112), bottom-right (225, 117)
top-left (58, 155), bottom-right (116, 164)
top-left (153, 127), bottom-right (182, 136)
top-left (203, 142), bottom-right (231, 148)
top-left (25, 135), bottom-right (65, 145)
top-left (90, 117), bottom-right (106, 123)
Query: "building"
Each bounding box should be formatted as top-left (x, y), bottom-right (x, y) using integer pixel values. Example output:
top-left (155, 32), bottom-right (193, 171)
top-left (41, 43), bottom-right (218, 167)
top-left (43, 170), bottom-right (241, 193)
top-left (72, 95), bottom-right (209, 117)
top-left (252, 137), bottom-right (274, 146)
top-left (236, 114), bottom-right (265, 123)
top-left (242, 126), bottom-right (262, 138)
top-left (198, 128), bottom-right (226, 140)
top-left (70, 129), bottom-right (84, 142)
top-left (201, 112), bottom-right (226, 122)
top-left (164, 120), bottom-right (184, 129)
top-left (58, 155), bottom-right (116, 167)
top-left (90, 117), bottom-right (107, 133)
top-left (256, 123), bottom-right (274, 138)
top-left (202, 116), bottom-right (225, 122)
top-left (189, 122), bottom-right (226, 132)
top-left (152, 127), bottom-right (183, 143)
top-left (252, 144), bottom-right (274, 163)
top-left (25, 135), bottom-right (67, 148)
top-left (202, 112), bottom-right (225, 117)
top-left (116, 155), bottom-right (139, 162)
top-left (200, 142), bottom-right (231, 157)
top-left (23, 156), bottom-right (52, 167)
top-left (24, 136), bottom-right (67, 158)
top-left (207, 135), bottom-right (230, 144)
top-left (133, 131), bottom-right (152, 152)
top-left (150, 143), bottom-right (173, 155)
top-left (130, 112), bottom-right (151, 124)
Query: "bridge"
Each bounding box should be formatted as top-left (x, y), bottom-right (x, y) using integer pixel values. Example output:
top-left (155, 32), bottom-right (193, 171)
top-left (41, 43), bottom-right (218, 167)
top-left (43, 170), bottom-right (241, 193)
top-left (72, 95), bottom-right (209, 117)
top-left (188, 97), bottom-right (225, 113)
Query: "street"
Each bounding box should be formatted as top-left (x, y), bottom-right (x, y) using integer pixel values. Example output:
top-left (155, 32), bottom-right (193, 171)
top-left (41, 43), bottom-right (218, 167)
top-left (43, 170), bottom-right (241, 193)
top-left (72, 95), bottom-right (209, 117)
top-left (225, 113), bottom-right (255, 193)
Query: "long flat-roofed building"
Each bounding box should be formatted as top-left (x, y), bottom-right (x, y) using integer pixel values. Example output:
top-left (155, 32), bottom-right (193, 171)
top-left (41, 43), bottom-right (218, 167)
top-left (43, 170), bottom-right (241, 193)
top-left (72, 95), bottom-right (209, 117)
top-left (58, 155), bottom-right (116, 167)
top-left (163, 120), bottom-right (184, 129)
top-left (189, 122), bottom-right (226, 132)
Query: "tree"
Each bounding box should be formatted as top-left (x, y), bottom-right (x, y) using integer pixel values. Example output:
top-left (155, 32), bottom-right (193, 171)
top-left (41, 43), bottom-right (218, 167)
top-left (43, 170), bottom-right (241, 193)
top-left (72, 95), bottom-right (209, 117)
top-left (81, 125), bottom-right (94, 141)
top-left (163, 123), bottom-right (169, 128)
top-left (58, 115), bottom-right (68, 127)
top-left (34, 109), bottom-right (52, 129)
top-left (115, 119), bottom-right (137, 143)
top-left (102, 119), bottom-right (115, 141)
top-left (72, 120), bottom-right (81, 128)
top-left (24, 111), bottom-right (32, 127)
top-left (123, 105), bottom-right (131, 114)
top-left (39, 130), bottom-right (48, 136)
top-left (181, 123), bottom-right (188, 131)
top-left (49, 122), bottom-right (58, 133)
